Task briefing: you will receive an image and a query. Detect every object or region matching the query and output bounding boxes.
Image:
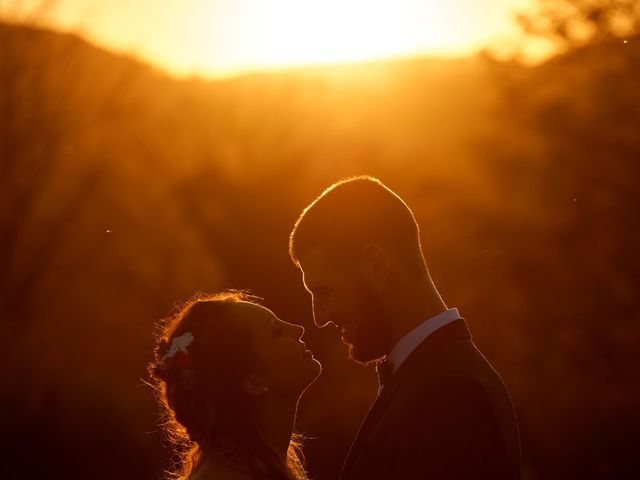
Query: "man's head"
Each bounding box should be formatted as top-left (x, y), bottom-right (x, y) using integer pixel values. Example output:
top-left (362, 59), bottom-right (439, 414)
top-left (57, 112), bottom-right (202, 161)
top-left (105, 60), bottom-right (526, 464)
top-left (289, 176), bottom-right (430, 364)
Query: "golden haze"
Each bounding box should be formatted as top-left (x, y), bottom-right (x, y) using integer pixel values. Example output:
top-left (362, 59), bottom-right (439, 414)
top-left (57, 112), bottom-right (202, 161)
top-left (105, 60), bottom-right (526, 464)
top-left (3, 0), bottom-right (534, 78)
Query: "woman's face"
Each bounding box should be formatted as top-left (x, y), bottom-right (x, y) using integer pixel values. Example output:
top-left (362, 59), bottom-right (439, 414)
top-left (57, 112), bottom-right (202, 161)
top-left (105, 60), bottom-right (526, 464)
top-left (232, 302), bottom-right (321, 397)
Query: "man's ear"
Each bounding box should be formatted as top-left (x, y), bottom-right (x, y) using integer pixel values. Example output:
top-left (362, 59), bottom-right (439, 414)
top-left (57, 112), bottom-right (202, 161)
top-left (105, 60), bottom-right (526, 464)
top-left (360, 243), bottom-right (390, 287)
top-left (241, 373), bottom-right (269, 397)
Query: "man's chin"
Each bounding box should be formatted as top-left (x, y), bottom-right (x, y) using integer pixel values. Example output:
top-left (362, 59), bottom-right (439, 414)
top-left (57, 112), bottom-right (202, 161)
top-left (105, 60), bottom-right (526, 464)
top-left (339, 323), bottom-right (388, 364)
top-left (346, 340), bottom-right (385, 365)
top-left (339, 335), bottom-right (362, 361)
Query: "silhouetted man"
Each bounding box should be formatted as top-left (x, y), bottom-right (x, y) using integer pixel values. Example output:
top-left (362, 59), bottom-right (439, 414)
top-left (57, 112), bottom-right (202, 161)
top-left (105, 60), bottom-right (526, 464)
top-left (289, 176), bottom-right (521, 479)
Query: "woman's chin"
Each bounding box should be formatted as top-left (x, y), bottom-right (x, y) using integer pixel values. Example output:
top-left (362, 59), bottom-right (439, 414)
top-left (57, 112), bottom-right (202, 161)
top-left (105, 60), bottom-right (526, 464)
top-left (303, 359), bottom-right (322, 389)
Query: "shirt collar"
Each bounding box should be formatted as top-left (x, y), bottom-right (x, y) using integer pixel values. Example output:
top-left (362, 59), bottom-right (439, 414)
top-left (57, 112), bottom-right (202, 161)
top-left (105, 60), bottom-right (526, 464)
top-left (386, 307), bottom-right (460, 375)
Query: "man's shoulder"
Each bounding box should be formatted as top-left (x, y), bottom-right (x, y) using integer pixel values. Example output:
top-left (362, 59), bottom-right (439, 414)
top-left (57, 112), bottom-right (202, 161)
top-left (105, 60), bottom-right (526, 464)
top-left (383, 338), bottom-right (515, 425)
top-left (395, 335), bottom-right (483, 386)
top-left (409, 334), bottom-right (507, 392)
top-left (390, 365), bottom-right (494, 419)
top-left (347, 330), bottom-right (521, 480)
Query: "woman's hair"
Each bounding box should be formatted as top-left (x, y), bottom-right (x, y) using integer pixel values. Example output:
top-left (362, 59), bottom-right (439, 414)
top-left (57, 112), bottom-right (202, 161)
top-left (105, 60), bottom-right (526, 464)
top-left (148, 290), bottom-right (307, 480)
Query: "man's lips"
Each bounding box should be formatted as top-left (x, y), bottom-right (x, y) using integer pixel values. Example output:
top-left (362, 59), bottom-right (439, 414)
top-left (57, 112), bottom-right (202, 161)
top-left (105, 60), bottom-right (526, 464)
top-left (331, 320), bottom-right (353, 343)
top-left (333, 320), bottom-right (347, 330)
top-left (339, 324), bottom-right (353, 341)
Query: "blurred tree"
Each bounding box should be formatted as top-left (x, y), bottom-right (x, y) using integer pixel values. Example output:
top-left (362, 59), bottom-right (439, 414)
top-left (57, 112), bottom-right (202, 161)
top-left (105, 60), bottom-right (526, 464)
top-left (0, 8), bottom-right (227, 479)
top-left (482, 5), bottom-right (640, 477)
top-left (0, 0), bottom-right (106, 334)
top-left (0, 24), bottom-right (102, 333)
top-left (517, 0), bottom-right (640, 48)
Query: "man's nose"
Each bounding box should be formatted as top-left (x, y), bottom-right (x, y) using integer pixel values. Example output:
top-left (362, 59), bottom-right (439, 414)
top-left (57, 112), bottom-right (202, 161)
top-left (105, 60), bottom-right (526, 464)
top-left (312, 299), bottom-right (331, 328)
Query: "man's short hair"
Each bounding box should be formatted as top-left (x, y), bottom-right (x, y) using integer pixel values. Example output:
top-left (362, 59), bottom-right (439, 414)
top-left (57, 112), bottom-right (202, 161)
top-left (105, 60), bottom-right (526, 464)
top-left (289, 176), bottom-right (427, 276)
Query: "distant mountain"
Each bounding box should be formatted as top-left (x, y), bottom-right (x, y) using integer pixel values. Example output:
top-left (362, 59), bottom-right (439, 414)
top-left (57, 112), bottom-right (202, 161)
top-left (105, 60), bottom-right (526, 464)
top-left (0, 21), bottom-right (499, 179)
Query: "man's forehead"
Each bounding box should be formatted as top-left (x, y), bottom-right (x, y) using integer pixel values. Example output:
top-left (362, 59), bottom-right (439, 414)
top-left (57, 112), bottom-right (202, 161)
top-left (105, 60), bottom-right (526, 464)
top-left (299, 246), bottom-right (349, 271)
top-left (300, 250), bottom-right (346, 291)
top-left (299, 249), bottom-right (331, 278)
top-left (298, 246), bottom-right (326, 268)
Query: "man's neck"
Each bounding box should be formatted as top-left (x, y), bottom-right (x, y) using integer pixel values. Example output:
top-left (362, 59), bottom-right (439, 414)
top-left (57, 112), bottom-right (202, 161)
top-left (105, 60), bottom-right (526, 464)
top-left (387, 282), bottom-right (447, 351)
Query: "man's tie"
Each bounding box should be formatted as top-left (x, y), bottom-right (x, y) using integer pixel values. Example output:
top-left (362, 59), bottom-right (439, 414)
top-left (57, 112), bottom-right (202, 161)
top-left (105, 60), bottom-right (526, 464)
top-left (376, 356), bottom-right (394, 393)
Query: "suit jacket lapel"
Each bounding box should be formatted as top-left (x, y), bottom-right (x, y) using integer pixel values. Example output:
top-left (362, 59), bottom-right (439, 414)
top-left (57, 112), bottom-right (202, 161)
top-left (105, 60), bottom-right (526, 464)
top-left (341, 319), bottom-right (471, 479)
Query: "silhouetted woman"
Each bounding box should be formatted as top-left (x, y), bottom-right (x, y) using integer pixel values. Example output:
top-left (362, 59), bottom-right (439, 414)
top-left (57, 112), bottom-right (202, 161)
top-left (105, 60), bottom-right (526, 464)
top-left (148, 291), bottom-right (321, 480)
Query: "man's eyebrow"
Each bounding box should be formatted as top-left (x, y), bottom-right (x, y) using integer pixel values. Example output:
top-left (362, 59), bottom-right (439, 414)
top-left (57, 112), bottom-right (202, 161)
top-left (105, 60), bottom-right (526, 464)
top-left (304, 282), bottom-right (319, 293)
top-left (302, 277), bottom-right (314, 293)
top-left (310, 285), bottom-right (331, 295)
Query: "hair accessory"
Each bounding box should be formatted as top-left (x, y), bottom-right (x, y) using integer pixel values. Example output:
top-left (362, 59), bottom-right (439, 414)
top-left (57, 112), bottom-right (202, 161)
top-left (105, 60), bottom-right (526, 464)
top-left (161, 331), bottom-right (194, 364)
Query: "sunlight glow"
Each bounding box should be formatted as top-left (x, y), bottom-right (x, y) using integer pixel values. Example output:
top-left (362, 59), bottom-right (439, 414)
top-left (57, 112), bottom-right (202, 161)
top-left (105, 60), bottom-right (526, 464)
top-left (176, 0), bottom-right (513, 75)
top-left (2, 0), bottom-right (534, 78)
top-left (202, 0), bottom-right (441, 65)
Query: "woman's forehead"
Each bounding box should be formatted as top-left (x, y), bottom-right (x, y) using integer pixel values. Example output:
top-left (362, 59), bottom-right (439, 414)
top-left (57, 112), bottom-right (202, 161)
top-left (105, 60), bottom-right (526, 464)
top-left (232, 301), bottom-right (277, 326)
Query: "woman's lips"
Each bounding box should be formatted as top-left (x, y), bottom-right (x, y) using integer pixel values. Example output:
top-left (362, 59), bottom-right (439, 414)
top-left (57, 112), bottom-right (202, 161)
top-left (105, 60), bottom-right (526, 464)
top-left (300, 342), bottom-right (314, 358)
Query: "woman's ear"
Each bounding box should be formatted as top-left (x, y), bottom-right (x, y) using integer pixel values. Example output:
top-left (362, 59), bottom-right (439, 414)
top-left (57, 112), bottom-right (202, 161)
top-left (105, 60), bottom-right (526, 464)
top-left (360, 243), bottom-right (390, 288)
top-left (242, 373), bottom-right (269, 397)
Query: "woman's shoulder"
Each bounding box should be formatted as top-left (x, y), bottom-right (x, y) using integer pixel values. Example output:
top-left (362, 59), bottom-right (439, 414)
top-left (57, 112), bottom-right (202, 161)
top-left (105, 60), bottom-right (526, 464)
top-left (189, 459), bottom-right (255, 480)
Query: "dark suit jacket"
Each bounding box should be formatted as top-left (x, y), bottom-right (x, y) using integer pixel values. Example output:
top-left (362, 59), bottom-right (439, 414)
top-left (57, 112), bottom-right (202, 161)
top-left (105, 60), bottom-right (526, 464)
top-left (341, 319), bottom-right (521, 480)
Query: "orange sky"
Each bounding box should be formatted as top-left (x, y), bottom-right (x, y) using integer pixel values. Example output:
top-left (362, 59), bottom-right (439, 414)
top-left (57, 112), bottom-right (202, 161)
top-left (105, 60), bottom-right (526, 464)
top-left (3, 0), bottom-right (537, 78)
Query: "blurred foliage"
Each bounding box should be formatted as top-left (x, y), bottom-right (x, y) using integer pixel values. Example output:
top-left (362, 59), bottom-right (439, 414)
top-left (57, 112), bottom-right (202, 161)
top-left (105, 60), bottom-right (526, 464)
top-left (517, 0), bottom-right (640, 47)
top-left (481, 31), bottom-right (640, 478)
top-left (1, 3), bottom-right (639, 479)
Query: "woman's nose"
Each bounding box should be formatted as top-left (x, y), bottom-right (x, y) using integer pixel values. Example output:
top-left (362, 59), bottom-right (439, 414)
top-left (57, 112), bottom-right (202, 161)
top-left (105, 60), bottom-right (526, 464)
top-left (286, 322), bottom-right (305, 339)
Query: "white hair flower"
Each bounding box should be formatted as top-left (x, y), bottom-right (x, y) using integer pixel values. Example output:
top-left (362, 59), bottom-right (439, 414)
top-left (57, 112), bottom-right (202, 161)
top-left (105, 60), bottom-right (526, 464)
top-left (161, 331), bottom-right (194, 363)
